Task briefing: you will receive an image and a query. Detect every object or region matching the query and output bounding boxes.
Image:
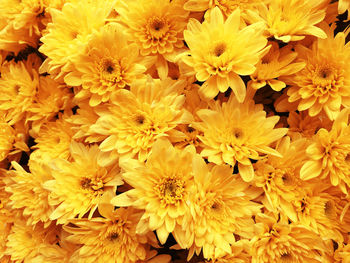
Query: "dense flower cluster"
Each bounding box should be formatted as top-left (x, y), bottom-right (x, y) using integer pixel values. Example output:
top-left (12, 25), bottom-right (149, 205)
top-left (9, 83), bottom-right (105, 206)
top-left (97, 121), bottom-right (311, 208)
top-left (1, 0), bottom-right (350, 262)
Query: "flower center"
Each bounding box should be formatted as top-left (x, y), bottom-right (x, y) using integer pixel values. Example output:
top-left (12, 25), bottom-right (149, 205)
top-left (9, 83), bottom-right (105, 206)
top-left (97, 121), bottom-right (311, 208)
top-left (324, 200), bottom-right (336, 219)
top-left (157, 177), bottom-right (185, 205)
top-left (99, 58), bottom-right (123, 83)
top-left (80, 177), bottom-right (104, 192)
top-left (280, 252), bottom-right (293, 262)
top-left (147, 17), bottom-right (169, 39)
top-left (311, 64), bottom-right (342, 96)
top-left (213, 43), bottom-right (227, 57)
top-left (108, 232), bottom-right (119, 242)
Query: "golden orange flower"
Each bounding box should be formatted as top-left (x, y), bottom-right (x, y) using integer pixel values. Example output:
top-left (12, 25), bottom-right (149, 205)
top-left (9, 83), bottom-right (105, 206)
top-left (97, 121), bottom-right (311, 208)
top-left (300, 108), bottom-right (350, 193)
top-left (90, 77), bottom-right (190, 162)
top-left (44, 142), bottom-right (123, 224)
top-left (282, 24), bottom-right (350, 120)
top-left (64, 23), bottom-right (147, 107)
top-left (182, 7), bottom-right (268, 101)
top-left (116, 0), bottom-right (189, 78)
top-left (194, 94), bottom-right (287, 182)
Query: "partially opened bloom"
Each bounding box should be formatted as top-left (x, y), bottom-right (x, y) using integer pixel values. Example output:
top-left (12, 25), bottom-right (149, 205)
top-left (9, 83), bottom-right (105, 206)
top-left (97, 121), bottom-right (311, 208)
top-left (248, 42), bottom-right (305, 91)
top-left (4, 160), bottom-right (54, 227)
top-left (44, 142), bottom-right (123, 224)
top-left (64, 23), bottom-right (147, 107)
top-left (194, 94), bottom-right (287, 182)
top-left (253, 137), bottom-right (308, 217)
top-left (111, 139), bottom-right (196, 245)
top-left (186, 161), bottom-right (261, 260)
top-left (251, 213), bottom-right (329, 262)
top-left (90, 77), bottom-right (190, 162)
top-left (281, 24), bottom-right (350, 120)
top-left (39, 0), bottom-right (116, 79)
top-left (246, 0), bottom-right (328, 42)
top-left (116, 0), bottom-right (189, 78)
top-left (300, 109), bottom-right (350, 193)
top-left (182, 7), bottom-right (268, 101)
top-left (65, 196), bottom-right (157, 263)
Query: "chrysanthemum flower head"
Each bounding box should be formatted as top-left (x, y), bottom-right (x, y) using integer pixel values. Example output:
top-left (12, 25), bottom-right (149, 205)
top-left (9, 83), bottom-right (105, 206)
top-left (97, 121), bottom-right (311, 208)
top-left (90, 77), bottom-right (190, 162)
top-left (280, 24), bottom-right (350, 120)
top-left (116, 0), bottom-right (189, 78)
top-left (194, 93), bottom-right (287, 182)
top-left (182, 7), bottom-right (268, 101)
top-left (44, 142), bottom-right (123, 224)
top-left (64, 23), bottom-right (147, 107)
top-left (31, 113), bottom-right (76, 161)
top-left (300, 108), bottom-right (350, 193)
top-left (5, 219), bottom-right (61, 263)
top-left (246, 0), bottom-right (328, 42)
top-left (184, 0), bottom-right (268, 20)
top-left (186, 161), bottom-right (261, 260)
top-left (4, 159), bottom-right (54, 227)
top-left (251, 213), bottom-right (329, 262)
top-left (65, 194), bottom-right (157, 263)
top-left (112, 139), bottom-right (197, 245)
top-left (0, 60), bottom-right (39, 124)
top-left (248, 42), bottom-right (306, 91)
top-left (39, 0), bottom-right (116, 79)
top-left (253, 137), bottom-right (308, 217)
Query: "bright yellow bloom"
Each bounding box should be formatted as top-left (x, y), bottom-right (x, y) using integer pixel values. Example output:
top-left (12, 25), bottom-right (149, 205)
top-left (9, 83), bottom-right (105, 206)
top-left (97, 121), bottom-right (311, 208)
top-left (253, 137), bottom-right (308, 217)
top-left (194, 94), bottom-right (287, 182)
top-left (32, 114), bottom-right (76, 161)
top-left (186, 162), bottom-right (261, 260)
top-left (0, 60), bottom-right (39, 124)
top-left (246, 0), bottom-right (328, 42)
top-left (282, 24), bottom-right (350, 120)
top-left (251, 213), bottom-right (329, 263)
top-left (116, 0), bottom-right (189, 78)
top-left (64, 23), bottom-right (146, 107)
top-left (300, 109), bottom-right (350, 193)
top-left (44, 142), bottom-right (123, 224)
top-left (182, 7), bottom-right (268, 101)
top-left (5, 220), bottom-right (61, 263)
top-left (111, 139), bottom-right (196, 245)
top-left (248, 42), bottom-right (306, 91)
top-left (90, 77), bottom-right (190, 162)
top-left (65, 197), bottom-right (157, 263)
top-left (4, 160), bottom-right (54, 227)
top-left (184, 0), bottom-right (268, 19)
top-left (39, 0), bottom-right (116, 79)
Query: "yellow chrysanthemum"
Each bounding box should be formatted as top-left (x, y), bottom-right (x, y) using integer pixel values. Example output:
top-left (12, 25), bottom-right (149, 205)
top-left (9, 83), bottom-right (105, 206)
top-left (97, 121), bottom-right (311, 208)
top-left (300, 108), bottom-right (350, 193)
top-left (90, 77), bottom-right (190, 162)
top-left (251, 213), bottom-right (329, 263)
top-left (182, 7), bottom-right (268, 101)
top-left (5, 220), bottom-right (60, 263)
top-left (111, 139), bottom-right (196, 245)
top-left (248, 42), bottom-right (306, 91)
top-left (253, 137), bottom-right (308, 217)
top-left (286, 184), bottom-right (344, 242)
top-left (65, 198), bottom-right (158, 263)
top-left (287, 111), bottom-right (332, 139)
top-left (282, 24), bottom-right (350, 120)
top-left (0, 60), bottom-right (39, 124)
top-left (184, 0), bottom-right (268, 19)
top-left (116, 0), bottom-right (189, 78)
top-left (194, 94), bottom-right (287, 182)
top-left (27, 75), bottom-right (73, 136)
top-left (4, 160), bottom-right (54, 227)
top-left (186, 162), bottom-right (261, 260)
top-left (0, 113), bottom-right (28, 164)
top-left (246, 0), bottom-right (328, 42)
top-left (64, 23), bottom-right (146, 107)
top-left (32, 114), bottom-right (76, 161)
top-left (39, 0), bottom-right (116, 79)
top-left (44, 142), bottom-right (123, 224)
